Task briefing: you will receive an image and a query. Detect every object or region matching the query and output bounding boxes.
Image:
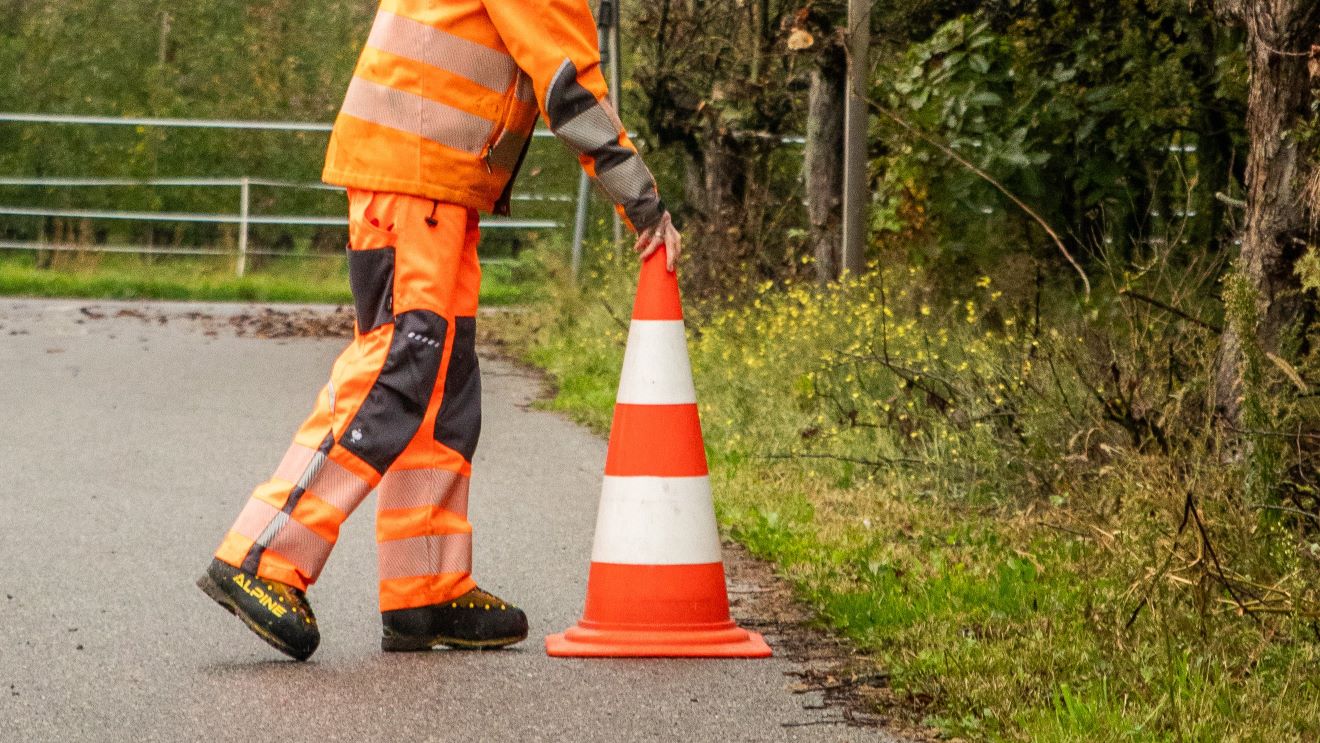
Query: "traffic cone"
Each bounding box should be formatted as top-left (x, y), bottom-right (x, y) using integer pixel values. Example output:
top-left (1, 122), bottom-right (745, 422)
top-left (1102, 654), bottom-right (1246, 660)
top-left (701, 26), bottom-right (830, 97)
top-left (545, 247), bottom-right (772, 658)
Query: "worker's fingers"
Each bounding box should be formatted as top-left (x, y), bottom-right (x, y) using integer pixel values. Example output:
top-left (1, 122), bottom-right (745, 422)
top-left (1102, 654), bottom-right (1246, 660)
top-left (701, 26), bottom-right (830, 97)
top-left (639, 234), bottom-right (662, 261)
top-left (644, 230), bottom-right (665, 261)
top-left (633, 227), bottom-right (652, 253)
top-left (664, 224), bottom-right (682, 272)
top-left (636, 212), bottom-right (674, 264)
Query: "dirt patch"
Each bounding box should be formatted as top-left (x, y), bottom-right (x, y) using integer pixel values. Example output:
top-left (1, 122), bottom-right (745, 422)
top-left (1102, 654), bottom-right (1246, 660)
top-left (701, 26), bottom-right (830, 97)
top-left (225, 307), bottom-right (355, 339)
top-left (723, 542), bottom-right (947, 741)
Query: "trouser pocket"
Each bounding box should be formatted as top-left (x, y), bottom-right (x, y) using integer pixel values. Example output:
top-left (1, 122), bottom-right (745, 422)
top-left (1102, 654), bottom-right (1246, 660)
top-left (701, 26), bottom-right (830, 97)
top-left (347, 246), bottom-right (396, 334)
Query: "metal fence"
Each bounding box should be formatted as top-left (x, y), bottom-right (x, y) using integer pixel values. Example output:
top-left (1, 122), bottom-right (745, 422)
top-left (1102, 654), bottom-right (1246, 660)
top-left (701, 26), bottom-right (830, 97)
top-left (2, 111), bottom-right (807, 278)
top-left (0, 113), bottom-right (577, 275)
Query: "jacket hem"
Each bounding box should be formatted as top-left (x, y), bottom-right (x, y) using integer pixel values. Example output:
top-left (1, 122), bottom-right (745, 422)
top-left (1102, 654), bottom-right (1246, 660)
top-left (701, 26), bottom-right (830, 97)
top-left (321, 169), bottom-right (498, 214)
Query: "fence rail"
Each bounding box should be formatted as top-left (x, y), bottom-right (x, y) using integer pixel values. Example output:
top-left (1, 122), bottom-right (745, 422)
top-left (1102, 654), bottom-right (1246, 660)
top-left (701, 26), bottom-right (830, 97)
top-left (0, 239), bottom-right (236, 257)
top-left (0, 176), bottom-right (576, 202)
top-left (0, 204), bottom-right (339, 226)
top-left (0, 112), bottom-right (555, 139)
top-left (0, 239), bottom-right (525, 264)
top-left (0, 205), bottom-right (560, 229)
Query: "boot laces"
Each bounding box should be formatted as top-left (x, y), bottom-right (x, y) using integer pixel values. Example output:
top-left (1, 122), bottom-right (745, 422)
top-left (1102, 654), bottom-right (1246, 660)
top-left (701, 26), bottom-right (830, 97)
top-left (458, 587), bottom-right (513, 610)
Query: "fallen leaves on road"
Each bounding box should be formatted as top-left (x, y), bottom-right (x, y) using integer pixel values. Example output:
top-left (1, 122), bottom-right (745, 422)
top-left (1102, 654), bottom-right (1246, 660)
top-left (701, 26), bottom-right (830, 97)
top-left (73, 304), bottom-right (356, 339)
top-left (227, 307), bottom-right (354, 339)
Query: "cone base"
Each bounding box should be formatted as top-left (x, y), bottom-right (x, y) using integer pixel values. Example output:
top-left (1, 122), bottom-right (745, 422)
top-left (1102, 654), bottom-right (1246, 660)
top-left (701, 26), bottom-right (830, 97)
top-left (545, 622), bottom-right (772, 658)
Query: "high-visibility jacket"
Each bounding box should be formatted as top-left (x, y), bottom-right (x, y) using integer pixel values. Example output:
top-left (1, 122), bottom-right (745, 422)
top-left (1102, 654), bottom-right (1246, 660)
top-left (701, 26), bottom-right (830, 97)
top-left (322, 0), bottom-right (665, 231)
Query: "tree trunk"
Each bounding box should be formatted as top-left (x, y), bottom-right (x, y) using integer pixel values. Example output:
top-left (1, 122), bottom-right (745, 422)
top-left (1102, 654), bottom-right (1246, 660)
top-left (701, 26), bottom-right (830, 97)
top-left (702, 128), bottom-right (742, 227)
top-left (804, 42), bottom-right (846, 284)
top-left (1214, 0), bottom-right (1320, 425)
top-left (679, 122), bottom-right (754, 291)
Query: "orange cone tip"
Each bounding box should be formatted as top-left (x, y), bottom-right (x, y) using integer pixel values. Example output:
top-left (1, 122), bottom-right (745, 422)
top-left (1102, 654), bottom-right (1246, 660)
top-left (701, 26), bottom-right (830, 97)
top-left (545, 246), bottom-right (772, 658)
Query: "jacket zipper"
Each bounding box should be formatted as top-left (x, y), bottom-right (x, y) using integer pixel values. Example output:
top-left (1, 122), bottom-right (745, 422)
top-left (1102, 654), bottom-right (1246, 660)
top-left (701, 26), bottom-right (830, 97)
top-left (482, 73), bottom-right (524, 173)
top-left (493, 126), bottom-right (535, 217)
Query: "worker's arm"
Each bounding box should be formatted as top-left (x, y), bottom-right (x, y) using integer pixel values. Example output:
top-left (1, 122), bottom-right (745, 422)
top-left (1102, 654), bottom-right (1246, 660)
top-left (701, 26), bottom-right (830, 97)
top-left (481, 0), bottom-right (682, 268)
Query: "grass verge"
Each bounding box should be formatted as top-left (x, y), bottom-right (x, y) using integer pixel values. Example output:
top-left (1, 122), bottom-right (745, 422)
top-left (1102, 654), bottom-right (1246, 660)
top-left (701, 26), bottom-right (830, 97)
top-left (491, 249), bottom-right (1320, 742)
top-left (0, 250), bottom-right (541, 305)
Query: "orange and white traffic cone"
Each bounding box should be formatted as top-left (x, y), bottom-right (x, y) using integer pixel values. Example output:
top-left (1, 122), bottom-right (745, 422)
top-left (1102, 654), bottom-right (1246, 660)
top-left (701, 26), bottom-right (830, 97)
top-left (545, 247), bottom-right (772, 658)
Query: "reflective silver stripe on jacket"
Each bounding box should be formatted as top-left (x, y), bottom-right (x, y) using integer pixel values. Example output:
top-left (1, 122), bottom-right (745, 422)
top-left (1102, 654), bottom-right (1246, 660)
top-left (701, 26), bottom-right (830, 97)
top-left (366, 10), bottom-right (517, 94)
top-left (340, 77), bottom-right (495, 154)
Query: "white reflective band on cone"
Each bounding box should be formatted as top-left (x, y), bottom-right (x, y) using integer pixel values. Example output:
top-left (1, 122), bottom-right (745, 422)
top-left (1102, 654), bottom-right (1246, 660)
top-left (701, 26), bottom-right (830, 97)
top-left (615, 320), bottom-right (697, 405)
top-left (591, 476), bottom-right (723, 565)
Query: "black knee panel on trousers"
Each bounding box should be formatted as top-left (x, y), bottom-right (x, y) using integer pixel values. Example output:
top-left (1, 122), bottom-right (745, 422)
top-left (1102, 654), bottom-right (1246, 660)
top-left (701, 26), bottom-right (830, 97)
top-left (342, 310), bottom-right (448, 473)
top-left (434, 316), bottom-right (481, 462)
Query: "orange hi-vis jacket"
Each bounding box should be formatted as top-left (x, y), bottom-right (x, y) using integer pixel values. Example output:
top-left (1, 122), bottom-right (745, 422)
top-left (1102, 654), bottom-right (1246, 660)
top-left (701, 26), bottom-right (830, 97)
top-left (322, 0), bottom-right (665, 231)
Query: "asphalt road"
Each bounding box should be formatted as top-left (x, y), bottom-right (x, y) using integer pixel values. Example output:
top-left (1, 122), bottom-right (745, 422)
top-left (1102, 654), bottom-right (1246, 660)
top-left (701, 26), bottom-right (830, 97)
top-left (0, 298), bottom-right (894, 742)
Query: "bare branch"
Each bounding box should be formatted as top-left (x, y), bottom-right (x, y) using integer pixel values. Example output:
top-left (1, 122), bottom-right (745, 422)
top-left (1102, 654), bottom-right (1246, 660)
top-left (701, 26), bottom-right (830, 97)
top-left (757, 451), bottom-right (923, 467)
top-left (1117, 288), bottom-right (1224, 333)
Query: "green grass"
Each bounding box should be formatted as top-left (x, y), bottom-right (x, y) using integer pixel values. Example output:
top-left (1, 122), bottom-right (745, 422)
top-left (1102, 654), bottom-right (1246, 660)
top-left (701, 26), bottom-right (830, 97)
top-left (0, 250), bottom-right (542, 305)
top-left (492, 249), bottom-right (1320, 742)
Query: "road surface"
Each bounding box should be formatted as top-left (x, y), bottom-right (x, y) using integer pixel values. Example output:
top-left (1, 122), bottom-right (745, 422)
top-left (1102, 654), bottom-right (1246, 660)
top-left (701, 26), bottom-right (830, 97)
top-left (0, 298), bottom-right (896, 742)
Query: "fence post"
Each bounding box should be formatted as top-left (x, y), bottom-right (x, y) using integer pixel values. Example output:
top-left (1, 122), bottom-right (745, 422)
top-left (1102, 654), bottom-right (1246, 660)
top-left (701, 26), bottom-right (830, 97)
top-left (605, 0), bottom-right (623, 250)
top-left (570, 171), bottom-right (590, 281)
top-left (236, 175), bottom-right (249, 277)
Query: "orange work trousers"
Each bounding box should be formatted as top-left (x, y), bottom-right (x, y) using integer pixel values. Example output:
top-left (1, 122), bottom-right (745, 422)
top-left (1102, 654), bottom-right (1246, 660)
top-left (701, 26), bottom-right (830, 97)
top-left (215, 189), bottom-right (482, 612)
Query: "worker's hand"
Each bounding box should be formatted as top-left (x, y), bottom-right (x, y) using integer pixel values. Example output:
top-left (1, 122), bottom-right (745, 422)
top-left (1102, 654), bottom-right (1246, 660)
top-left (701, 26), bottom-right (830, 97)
top-left (634, 210), bottom-right (682, 272)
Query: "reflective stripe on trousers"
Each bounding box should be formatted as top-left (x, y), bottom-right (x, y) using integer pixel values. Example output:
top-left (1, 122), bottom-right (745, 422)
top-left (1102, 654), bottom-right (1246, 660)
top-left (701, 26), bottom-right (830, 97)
top-left (215, 189), bottom-right (483, 612)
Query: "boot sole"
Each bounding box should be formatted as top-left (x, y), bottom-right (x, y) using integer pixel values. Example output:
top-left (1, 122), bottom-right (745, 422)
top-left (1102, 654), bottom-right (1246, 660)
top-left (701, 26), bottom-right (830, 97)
top-left (196, 573), bottom-right (311, 661)
top-left (381, 633), bottom-right (527, 652)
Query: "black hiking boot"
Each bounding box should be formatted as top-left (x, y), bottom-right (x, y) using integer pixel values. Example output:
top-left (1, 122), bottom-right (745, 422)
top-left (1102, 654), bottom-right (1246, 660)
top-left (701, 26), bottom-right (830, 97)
top-left (381, 587), bottom-right (528, 651)
top-left (196, 558), bottom-right (320, 661)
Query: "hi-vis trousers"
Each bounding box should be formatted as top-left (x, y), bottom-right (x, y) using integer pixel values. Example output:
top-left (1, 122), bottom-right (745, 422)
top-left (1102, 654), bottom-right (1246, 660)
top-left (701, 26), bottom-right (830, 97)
top-left (215, 189), bottom-right (482, 612)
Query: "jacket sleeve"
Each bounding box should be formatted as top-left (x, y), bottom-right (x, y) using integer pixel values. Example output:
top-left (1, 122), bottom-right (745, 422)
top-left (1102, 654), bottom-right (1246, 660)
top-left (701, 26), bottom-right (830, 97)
top-left (480, 0), bottom-right (665, 232)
